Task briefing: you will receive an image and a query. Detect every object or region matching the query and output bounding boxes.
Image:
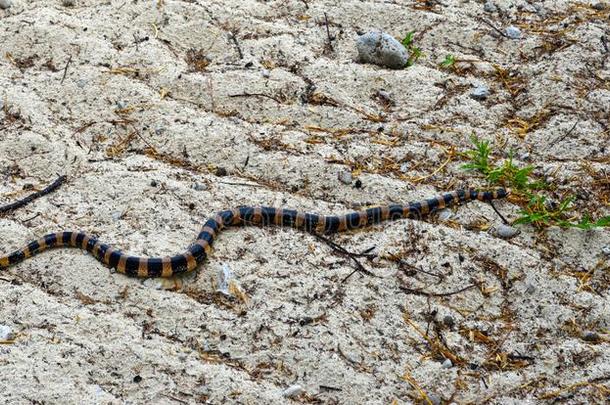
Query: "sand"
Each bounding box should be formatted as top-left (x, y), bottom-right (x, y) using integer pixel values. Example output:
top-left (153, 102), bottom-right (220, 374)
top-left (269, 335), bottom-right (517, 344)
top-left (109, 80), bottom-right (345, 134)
top-left (1, 0), bottom-right (609, 403)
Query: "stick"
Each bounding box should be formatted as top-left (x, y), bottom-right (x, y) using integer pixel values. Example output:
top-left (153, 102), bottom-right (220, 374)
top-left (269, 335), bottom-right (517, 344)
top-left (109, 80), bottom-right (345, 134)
top-left (0, 175), bottom-right (67, 214)
top-left (488, 200), bottom-right (509, 225)
top-left (399, 283), bottom-right (477, 297)
top-left (60, 55), bottom-right (72, 84)
top-left (324, 13), bottom-right (334, 51)
top-left (311, 232), bottom-right (377, 281)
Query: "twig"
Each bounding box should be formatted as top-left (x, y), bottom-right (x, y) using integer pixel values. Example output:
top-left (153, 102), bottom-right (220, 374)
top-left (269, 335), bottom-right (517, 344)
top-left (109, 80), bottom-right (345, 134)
top-left (324, 13), bottom-right (334, 52)
top-left (398, 259), bottom-right (444, 279)
top-left (488, 200), bottom-right (509, 225)
top-left (549, 120), bottom-right (579, 147)
top-left (311, 232), bottom-right (377, 281)
top-left (0, 175), bottom-right (66, 214)
top-left (479, 18), bottom-right (508, 38)
top-left (60, 55), bottom-right (72, 84)
top-left (228, 92), bottom-right (283, 103)
top-left (399, 283), bottom-right (477, 297)
top-left (229, 32), bottom-right (244, 59)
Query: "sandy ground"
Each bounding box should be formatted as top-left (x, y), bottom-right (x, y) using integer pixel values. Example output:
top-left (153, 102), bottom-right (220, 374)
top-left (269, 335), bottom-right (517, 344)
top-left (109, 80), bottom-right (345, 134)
top-left (1, 0), bottom-right (609, 403)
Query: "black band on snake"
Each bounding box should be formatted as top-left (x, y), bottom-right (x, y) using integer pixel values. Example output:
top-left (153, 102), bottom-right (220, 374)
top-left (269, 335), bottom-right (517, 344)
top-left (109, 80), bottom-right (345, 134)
top-left (0, 188), bottom-right (508, 278)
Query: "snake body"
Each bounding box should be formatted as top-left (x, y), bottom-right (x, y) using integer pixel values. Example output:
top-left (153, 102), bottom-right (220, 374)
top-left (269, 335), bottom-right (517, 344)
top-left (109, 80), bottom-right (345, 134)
top-left (0, 188), bottom-right (508, 278)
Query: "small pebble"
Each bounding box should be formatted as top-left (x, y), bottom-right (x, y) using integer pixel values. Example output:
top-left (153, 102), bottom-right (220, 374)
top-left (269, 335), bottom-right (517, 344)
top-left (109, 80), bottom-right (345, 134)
top-left (111, 210), bottom-right (125, 221)
top-left (215, 167), bottom-right (227, 177)
top-left (261, 69), bottom-right (270, 78)
top-left (116, 100), bottom-right (128, 110)
top-left (217, 264), bottom-right (234, 296)
top-left (493, 224), bottom-right (520, 239)
top-left (582, 331), bottom-right (600, 342)
top-left (483, 1), bottom-right (497, 13)
top-left (62, 0), bottom-right (75, 6)
top-left (602, 246), bottom-right (610, 257)
top-left (505, 26), bottom-right (522, 39)
top-left (354, 179), bottom-right (362, 189)
top-left (592, 3), bottom-right (606, 10)
top-left (0, 325), bottom-right (13, 340)
top-left (438, 209), bottom-right (453, 222)
top-left (471, 85), bottom-right (490, 100)
top-left (441, 358), bottom-right (453, 369)
top-left (427, 392), bottom-right (442, 405)
top-left (150, 180), bottom-right (157, 187)
top-left (338, 170), bottom-right (353, 185)
top-left (400, 162), bottom-right (409, 173)
top-left (192, 183), bottom-right (207, 191)
top-left (133, 375), bottom-right (142, 383)
top-left (356, 31), bottom-right (409, 69)
top-left (525, 283), bottom-right (536, 295)
top-left (0, 0), bottom-right (12, 10)
top-left (375, 89), bottom-right (395, 106)
top-left (443, 315), bottom-right (455, 328)
top-left (282, 384), bottom-right (304, 398)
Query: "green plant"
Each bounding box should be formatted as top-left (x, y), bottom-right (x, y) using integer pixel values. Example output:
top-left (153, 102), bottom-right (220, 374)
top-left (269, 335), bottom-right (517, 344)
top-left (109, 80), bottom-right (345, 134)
top-left (401, 31), bottom-right (423, 67)
top-left (440, 54), bottom-right (456, 68)
top-left (462, 135), bottom-right (609, 229)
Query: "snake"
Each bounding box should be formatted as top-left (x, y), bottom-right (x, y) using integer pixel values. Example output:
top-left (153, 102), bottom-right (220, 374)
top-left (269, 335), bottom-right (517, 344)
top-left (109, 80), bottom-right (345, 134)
top-left (0, 188), bottom-right (508, 278)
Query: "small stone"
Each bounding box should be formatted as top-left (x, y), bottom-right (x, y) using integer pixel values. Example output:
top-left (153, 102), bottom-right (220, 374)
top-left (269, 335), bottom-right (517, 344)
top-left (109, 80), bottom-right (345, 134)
top-left (62, 0), bottom-right (75, 6)
top-left (354, 179), bottom-right (362, 189)
top-left (133, 375), bottom-right (142, 383)
top-left (261, 69), bottom-right (270, 78)
top-left (400, 162), bottom-right (409, 173)
top-left (282, 384), bottom-right (304, 398)
top-left (217, 264), bottom-right (234, 296)
top-left (582, 331), bottom-right (600, 342)
top-left (505, 26), bottom-right (522, 39)
top-left (0, 325), bottom-right (13, 340)
top-left (192, 183), bottom-right (207, 191)
top-left (0, 0), bottom-right (12, 10)
top-left (443, 315), bottom-right (455, 328)
top-left (375, 89), bottom-right (395, 106)
top-left (150, 180), bottom-right (157, 187)
top-left (602, 246), bottom-right (610, 257)
top-left (116, 100), bottom-right (128, 110)
top-left (493, 224), bottom-right (520, 239)
top-left (111, 210), bottom-right (125, 221)
top-left (483, 1), bottom-right (497, 13)
top-left (215, 167), bottom-right (227, 177)
top-left (525, 283), bottom-right (536, 294)
top-left (592, 3), bottom-right (606, 10)
top-left (356, 31), bottom-right (409, 69)
top-left (427, 392), bottom-right (442, 405)
top-left (471, 85), bottom-right (490, 100)
top-left (438, 209), bottom-right (453, 222)
top-left (338, 170), bottom-right (353, 185)
top-left (441, 358), bottom-right (453, 369)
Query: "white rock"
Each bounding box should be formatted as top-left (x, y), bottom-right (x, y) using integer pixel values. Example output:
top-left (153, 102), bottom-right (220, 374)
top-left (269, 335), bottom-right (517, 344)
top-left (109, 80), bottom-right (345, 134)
top-left (483, 1), bottom-right (497, 13)
top-left (506, 26), bottom-right (522, 39)
top-left (0, 0), bottom-right (12, 10)
top-left (442, 358), bottom-right (453, 368)
top-left (217, 264), bottom-right (234, 296)
top-left (356, 31), bottom-right (409, 69)
top-left (493, 223), bottom-right (520, 238)
top-left (338, 170), bottom-right (353, 185)
top-left (471, 85), bottom-right (490, 100)
top-left (282, 384), bottom-right (304, 398)
top-left (0, 324), bottom-right (13, 340)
